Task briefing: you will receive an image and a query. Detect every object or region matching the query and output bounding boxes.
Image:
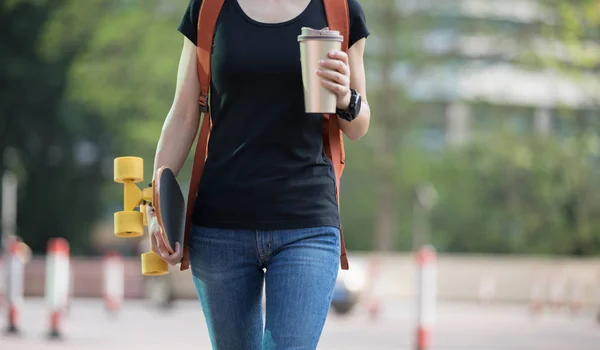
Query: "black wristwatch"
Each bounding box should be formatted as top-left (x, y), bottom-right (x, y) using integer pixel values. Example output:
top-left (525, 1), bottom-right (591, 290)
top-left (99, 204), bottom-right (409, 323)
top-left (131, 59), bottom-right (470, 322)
top-left (336, 89), bottom-right (362, 122)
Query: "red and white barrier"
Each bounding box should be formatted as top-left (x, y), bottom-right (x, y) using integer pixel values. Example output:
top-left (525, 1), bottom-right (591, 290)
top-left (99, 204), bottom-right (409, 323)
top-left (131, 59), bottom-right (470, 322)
top-left (597, 272), bottom-right (600, 324)
top-left (549, 273), bottom-right (567, 310)
top-left (45, 238), bottom-right (70, 339)
top-left (365, 257), bottom-right (381, 320)
top-left (65, 263), bottom-right (74, 316)
top-left (529, 270), bottom-right (589, 317)
top-left (567, 279), bottom-right (584, 315)
top-left (0, 254), bottom-right (5, 310)
top-left (529, 272), bottom-right (547, 314)
top-left (415, 245), bottom-right (437, 350)
top-left (103, 251), bottom-right (125, 313)
top-left (4, 239), bottom-right (26, 335)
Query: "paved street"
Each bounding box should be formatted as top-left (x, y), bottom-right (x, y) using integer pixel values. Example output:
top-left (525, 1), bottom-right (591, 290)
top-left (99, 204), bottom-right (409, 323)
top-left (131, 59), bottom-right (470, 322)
top-left (2, 298), bottom-right (599, 350)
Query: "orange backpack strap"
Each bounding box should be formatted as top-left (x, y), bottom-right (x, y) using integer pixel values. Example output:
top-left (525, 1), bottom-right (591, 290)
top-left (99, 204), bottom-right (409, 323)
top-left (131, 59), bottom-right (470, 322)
top-left (323, 0), bottom-right (350, 270)
top-left (180, 0), bottom-right (225, 271)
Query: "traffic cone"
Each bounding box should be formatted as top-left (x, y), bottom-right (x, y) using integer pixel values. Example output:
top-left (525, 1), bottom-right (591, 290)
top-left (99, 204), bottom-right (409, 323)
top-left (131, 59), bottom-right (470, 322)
top-left (529, 271), bottom-right (548, 315)
top-left (415, 245), bottom-right (436, 350)
top-left (365, 257), bottom-right (381, 320)
top-left (4, 239), bottom-right (26, 336)
top-left (103, 251), bottom-right (125, 314)
top-left (568, 279), bottom-right (584, 316)
top-left (45, 238), bottom-right (70, 339)
top-left (0, 254), bottom-right (5, 311)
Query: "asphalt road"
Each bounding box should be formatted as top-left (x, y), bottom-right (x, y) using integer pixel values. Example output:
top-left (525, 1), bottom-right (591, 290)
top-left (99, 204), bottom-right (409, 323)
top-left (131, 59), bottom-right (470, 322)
top-left (2, 298), bottom-right (599, 350)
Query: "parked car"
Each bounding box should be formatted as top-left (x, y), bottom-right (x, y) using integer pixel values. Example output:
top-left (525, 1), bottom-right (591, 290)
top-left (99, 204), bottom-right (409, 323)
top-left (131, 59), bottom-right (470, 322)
top-left (330, 258), bottom-right (367, 315)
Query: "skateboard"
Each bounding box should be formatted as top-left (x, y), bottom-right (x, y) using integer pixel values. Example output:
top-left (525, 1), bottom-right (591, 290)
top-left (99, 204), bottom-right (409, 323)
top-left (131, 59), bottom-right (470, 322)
top-left (113, 157), bottom-right (185, 276)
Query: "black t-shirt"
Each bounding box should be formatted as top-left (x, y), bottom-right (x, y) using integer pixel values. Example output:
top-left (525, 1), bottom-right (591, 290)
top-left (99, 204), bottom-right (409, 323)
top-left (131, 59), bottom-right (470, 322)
top-left (177, 0), bottom-right (369, 230)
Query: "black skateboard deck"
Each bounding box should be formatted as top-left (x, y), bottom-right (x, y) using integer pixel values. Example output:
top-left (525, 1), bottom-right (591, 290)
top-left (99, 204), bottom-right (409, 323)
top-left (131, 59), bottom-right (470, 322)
top-left (153, 167), bottom-right (185, 254)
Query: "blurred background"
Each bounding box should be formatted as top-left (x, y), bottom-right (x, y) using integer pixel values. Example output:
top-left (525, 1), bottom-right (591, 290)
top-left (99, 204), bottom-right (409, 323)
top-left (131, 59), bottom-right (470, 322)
top-left (1, 0), bottom-right (600, 349)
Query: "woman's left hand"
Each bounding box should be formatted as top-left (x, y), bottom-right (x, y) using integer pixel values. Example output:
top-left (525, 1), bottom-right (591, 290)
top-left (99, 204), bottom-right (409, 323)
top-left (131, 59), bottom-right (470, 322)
top-left (317, 50), bottom-right (351, 110)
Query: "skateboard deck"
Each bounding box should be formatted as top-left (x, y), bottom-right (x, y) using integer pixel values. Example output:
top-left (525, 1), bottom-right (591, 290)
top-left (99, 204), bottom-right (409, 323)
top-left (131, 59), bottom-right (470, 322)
top-left (152, 167), bottom-right (185, 255)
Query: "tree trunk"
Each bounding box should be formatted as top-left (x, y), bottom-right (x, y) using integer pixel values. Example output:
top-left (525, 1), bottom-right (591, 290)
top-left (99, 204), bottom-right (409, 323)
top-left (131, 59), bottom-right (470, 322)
top-left (373, 3), bottom-right (400, 251)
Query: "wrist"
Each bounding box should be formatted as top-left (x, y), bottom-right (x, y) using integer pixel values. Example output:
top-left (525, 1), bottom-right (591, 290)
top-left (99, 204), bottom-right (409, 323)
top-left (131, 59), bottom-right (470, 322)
top-left (337, 91), bottom-right (351, 110)
top-left (336, 89), bottom-right (361, 122)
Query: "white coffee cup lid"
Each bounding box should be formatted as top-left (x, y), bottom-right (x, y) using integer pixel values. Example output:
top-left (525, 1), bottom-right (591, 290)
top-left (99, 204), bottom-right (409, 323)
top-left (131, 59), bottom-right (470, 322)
top-left (298, 27), bottom-right (343, 42)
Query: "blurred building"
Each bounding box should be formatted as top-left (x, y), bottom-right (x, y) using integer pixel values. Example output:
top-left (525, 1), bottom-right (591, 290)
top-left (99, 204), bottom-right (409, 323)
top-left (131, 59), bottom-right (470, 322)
top-left (367, 0), bottom-right (600, 149)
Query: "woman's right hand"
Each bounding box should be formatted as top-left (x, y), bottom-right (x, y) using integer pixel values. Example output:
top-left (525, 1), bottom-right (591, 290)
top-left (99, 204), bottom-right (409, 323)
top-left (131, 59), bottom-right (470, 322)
top-left (146, 204), bottom-right (183, 266)
top-left (144, 37), bottom-right (198, 266)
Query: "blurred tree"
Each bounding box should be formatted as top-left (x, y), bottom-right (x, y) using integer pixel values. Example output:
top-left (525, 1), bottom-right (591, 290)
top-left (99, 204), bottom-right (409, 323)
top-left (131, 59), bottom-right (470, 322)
top-left (367, 0), bottom-right (402, 252)
top-left (0, 0), bottom-right (113, 254)
top-left (67, 0), bottom-right (192, 191)
top-left (344, 0), bottom-right (433, 252)
top-left (428, 128), bottom-right (600, 256)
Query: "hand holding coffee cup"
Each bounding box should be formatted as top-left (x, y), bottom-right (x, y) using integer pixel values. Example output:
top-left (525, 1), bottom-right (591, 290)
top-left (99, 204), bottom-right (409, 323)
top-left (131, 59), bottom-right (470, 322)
top-left (317, 49), bottom-right (351, 110)
top-left (298, 27), bottom-right (349, 113)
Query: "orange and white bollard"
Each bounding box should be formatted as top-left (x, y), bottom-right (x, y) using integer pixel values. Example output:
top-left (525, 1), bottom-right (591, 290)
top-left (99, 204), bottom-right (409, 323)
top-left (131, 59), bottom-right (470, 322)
top-left (4, 239), bottom-right (26, 335)
top-left (568, 278), bottom-right (584, 316)
top-left (415, 245), bottom-right (437, 350)
top-left (103, 251), bottom-right (125, 314)
top-left (366, 257), bottom-right (381, 320)
top-left (548, 270), bottom-right (568, 310)
top-left (596, 272), bottom-right (600, 325)
top-left (549, 273), bottom-right (567, 310)
top-left (45, 238), bottom-right (70, 339)
top-left (529, 273), bottom-right (547, 315)
top-left (65, 263), bottom-right (74, 316)
top-left (0, 254), bottom-right (5, 310)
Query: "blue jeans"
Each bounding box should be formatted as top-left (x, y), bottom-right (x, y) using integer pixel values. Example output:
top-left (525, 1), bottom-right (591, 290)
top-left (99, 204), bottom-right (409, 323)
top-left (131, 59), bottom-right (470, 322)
top-left (189, 225), bottom-right (340, 350)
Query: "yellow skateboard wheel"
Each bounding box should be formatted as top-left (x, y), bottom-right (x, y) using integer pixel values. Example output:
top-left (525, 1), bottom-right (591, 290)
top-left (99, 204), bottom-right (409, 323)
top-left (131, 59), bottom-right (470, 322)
top-left (114, 157), bottom-right (144, 183)
top-left (114, 211), bottom-right (144, 238)
top-left (141, 252), bottom-right (169, 276)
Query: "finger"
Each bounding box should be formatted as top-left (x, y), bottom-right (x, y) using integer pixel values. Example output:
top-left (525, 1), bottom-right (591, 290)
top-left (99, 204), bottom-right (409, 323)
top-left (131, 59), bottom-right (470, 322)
top-left (172, 242), bottom-right (183, 262)
top-left (162, 243), bottom-right (183, 265)
top-left (328, 50), bottom-right (348, 65)
top-left (320, 79), bottom-right (349, 98)
top-left (316, 68), bottom-right (349, 87)
top-left (319, 58), bottom-right (349, 76)
top-left (157, 242), bottom-right (169, 259)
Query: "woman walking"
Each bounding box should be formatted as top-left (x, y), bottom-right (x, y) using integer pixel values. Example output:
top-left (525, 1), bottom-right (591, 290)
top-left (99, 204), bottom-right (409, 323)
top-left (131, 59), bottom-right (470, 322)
top-left (147, 0), bottom-right (371, 348)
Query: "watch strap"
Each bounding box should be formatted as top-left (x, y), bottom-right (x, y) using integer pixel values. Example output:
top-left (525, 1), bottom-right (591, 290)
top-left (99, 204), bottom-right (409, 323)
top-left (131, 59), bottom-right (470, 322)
top-left (336, 89), bottom-right (360, 122)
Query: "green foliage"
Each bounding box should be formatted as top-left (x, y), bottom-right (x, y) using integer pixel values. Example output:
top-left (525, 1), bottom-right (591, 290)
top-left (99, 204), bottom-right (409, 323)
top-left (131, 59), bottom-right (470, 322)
top-left (67, 1), bottom-right (186, 150)
top-left (430, 128), bottom-right (600, 255)
top-left (0, 0), bottom-right (111, 254)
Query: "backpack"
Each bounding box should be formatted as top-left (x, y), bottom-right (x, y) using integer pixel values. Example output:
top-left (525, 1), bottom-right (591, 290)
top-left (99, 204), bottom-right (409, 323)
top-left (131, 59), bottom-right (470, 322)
top-left (180, 0), bottom-right (350, 271)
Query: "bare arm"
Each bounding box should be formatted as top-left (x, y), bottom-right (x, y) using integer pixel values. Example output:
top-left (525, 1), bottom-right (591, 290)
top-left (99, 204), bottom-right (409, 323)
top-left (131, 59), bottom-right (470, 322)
top-left (318, 38), bottom-right (371, 141)
top-left (153, 37), bottom-right (201, 179)
top-left (338, 38), bottom-right (370, 141)
top-left (146, 37), bottom-right (199, 265)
